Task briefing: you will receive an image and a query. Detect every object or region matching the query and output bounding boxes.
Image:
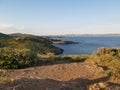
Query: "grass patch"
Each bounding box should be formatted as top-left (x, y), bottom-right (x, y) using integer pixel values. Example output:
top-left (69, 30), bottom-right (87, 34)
top-left (38, 53), bottom-right (90, 64)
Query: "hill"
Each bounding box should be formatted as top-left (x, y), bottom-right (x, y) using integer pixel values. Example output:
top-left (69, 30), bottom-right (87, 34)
top-left (0, 33), bottom-right (63, 55)
top-left (0, 33), bottom-right (63, 69)
top-left (9, 33), bottom-right (34, 37)
top-left (0, 33), bottom-right (10, 38)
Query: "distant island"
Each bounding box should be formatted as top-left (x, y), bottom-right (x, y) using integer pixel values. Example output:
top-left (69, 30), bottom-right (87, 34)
top-left (44, 33), bottom-right (120, 38)
top-left (51, 39), bottom-right (79, 44)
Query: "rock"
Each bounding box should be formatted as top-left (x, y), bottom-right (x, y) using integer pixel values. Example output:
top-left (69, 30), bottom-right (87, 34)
top-left (98, 82), bottom-right (107, 88)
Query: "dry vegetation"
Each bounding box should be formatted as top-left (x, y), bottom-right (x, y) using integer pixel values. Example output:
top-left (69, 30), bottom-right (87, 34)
top-left (86, 47), bottom-right (120, 83)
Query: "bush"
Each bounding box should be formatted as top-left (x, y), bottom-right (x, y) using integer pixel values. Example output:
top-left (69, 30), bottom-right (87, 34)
top-left (86, 47), bottom-right (120, 79)
top-left (0, 47), bottom-right (38, 69)
top-left (63, 54), bottom-right (90, 62)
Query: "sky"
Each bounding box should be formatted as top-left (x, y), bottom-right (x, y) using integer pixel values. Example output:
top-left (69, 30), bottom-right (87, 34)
top-left (0, 0), bottom-right (120, 35)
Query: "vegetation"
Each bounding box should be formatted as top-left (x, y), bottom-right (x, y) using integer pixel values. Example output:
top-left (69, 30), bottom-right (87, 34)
top-left (0, 47), bottom-right (38, 69)
top-left (38, 53), bottom-right (90, 64)
top-left (0, 35), bottom-right (63, 54)
top-left (0, 33), bottom-right (64, 69)
top-left (86, 47), bottom-right (120, 80)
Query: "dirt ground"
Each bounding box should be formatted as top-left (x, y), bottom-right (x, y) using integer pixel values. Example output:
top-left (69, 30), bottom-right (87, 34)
top-left (0, 62), bottom-right (120, 90)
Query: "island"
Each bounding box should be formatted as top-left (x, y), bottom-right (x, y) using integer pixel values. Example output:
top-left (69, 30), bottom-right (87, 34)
top-left (51, 39), bottom-right (79, 44)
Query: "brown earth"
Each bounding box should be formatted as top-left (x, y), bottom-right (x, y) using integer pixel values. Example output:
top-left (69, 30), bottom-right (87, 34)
top-left (0, 62), bottom-right (120, 90)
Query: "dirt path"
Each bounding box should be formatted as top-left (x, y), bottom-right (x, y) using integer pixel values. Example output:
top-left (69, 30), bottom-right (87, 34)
top-left (4, 62), bottom-right (103, 80)
top-left (0, 62), bottom-right (120, 90)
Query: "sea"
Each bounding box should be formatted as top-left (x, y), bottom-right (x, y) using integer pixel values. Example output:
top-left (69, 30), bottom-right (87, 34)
top-left (53, 36), bottom-right (120, 55)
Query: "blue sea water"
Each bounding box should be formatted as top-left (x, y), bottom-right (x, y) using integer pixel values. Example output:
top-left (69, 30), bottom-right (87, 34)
top-left (53, 36), bottom-right (120, 55)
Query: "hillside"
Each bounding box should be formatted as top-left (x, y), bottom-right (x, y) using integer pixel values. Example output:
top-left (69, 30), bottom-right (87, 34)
top-left (0, 33), bottom-right (63, 55)
top-left (0, 33), bottom-right (63, 69)
top-left (0, 33), bottom-right (10, 38)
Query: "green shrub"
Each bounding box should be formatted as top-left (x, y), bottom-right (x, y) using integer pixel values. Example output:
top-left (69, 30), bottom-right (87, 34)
top-left (0, 47), bottom-right (38, 69)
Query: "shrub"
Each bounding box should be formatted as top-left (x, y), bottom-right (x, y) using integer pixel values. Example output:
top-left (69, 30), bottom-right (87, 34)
top-left (86, 47), bottom-right (120, 80)
top-left (0, 47), bottom-right (38, 69)
top-left (63, 54), bottom-right (90, 62)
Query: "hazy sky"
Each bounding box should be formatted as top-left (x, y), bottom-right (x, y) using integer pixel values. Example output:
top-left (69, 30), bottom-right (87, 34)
top-left (0, 0), bottom-right (120, 35)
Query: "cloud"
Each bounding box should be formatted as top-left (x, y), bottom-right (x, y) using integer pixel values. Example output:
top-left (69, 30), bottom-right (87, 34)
top-left (0, 23), bottom-right (120, 35)
top-left (0, 24), bottom-right (25, 30)
top-left (0, 23), bottom-right (25, 34)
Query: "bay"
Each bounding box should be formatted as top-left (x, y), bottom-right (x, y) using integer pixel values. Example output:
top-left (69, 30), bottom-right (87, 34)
top-left (53, 36), bottom-right (120, 55)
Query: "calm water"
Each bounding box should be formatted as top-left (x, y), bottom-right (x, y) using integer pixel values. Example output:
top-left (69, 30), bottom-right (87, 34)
top-left (54, 36), bottom-right (120, 55)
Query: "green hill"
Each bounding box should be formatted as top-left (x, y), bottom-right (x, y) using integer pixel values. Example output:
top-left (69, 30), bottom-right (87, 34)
top-left (0, 33), bottom-right (63, 69)
top-left (0, 34), bottom-right (63, 55)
